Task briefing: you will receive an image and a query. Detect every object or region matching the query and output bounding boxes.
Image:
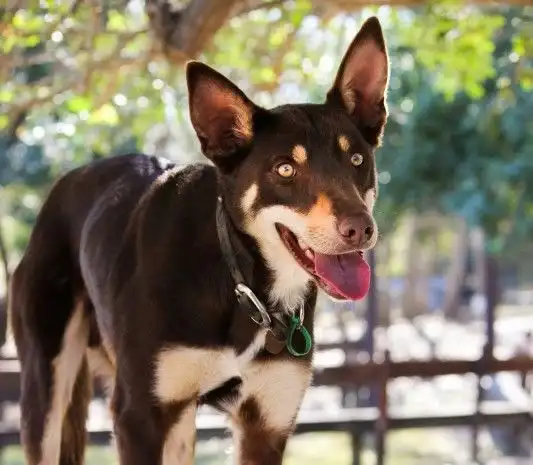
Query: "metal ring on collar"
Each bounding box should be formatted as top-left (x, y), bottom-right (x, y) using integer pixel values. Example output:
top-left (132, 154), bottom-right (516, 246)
top-left (235, 283), bottom-right (272, 328)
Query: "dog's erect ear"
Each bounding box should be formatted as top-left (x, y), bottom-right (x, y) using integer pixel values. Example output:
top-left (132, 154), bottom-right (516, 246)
top-left (187, 61), bottom-right (256, 162)
top-left (326, 16), bottom-right (389, 146)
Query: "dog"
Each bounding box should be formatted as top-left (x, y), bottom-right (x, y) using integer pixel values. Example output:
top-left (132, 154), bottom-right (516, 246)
top-left (10, 16), bottom-right (389, 465)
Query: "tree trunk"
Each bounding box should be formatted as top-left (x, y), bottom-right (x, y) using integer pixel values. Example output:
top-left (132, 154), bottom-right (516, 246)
top-left (442, 218), bottom-right (469, 320)
top-left (377, 238), bottom-right (391, 326)
top-left (401, 215), bottom-right (427, 320)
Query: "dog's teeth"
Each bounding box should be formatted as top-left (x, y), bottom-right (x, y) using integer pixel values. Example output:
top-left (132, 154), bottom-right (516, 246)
top-left (305, 249), bottom-right (314, 261)
top-left (298, 237), bottom-right (308, 249)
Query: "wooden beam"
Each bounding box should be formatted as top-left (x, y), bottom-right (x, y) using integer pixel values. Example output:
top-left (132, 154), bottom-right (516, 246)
top-left (2, 355), bottom-right (533, 401)
top-left (313, 356), bottom-right (533, 386)
top-left (0, 403), bottom-right (530, 447)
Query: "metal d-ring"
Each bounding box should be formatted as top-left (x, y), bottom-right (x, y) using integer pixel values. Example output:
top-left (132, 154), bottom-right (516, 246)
top-left (297, 301), bottom-right (305, 328)
top-left (235, 283), bottom-right (272, 328)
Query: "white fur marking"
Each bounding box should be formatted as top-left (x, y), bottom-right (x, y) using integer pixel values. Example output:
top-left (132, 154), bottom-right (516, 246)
top-left (364, 189), bottom-right (376, 212)
top-left (237, 361), bottom-right (312, 431)
top-left (244, 205), bottom-right (312, 309)
top-left (162, 403), bottom-right (196, 465)
top-left (237, 329), bottom-right (267, 371)
top-left (87, 347), bottom-right (115, 394)
top-left (240, 183), bottom-right (258, 216)
top-left (153, 347), bottom-right (240, 402)
top-left (40, 303), bottom-right (89, 465)
top-left (154, 329), bottom-right (271, 405)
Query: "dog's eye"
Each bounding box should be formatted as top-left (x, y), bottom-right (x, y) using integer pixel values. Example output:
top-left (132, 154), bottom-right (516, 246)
top-left (350, 153), bottom-right (364, 166)
top-left (276, 163), bottom-right (296, 178)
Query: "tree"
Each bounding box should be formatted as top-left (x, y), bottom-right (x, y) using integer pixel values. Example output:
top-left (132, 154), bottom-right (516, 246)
top-left (374, 6), bottom-right (533, 318)
top-left (377, 6), bottom-right (533, 243)
top-left (2, 1), bottom-right (531, 141)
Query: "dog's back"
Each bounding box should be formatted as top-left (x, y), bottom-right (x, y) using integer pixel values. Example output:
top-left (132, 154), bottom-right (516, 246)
top-left (11, 154), bottom-right (174, 343)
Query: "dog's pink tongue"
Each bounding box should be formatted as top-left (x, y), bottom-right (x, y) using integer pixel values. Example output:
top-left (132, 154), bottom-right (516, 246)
top-left (314, 252), bottom-right (370, 300)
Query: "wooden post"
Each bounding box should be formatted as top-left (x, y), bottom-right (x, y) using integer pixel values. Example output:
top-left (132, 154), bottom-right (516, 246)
top-left (375, 349), bottom-right (390, 465)
top-left (470, 229), bottom-right (496, 461)
top-left (521, 331), bottom-right (533, 396)
top-left (365, 248), bottom-right (377, 356)
top-left (343, 250), bottom-right (378, 410)
top-left (0, 298), bottom-right (6, 349)
top-left (351, 431), bottom-right (362, 465)
top-left (471, 344), bottom-right (491, 462)
top-left (484, 256), bottom-right (498, 354)
top-left (355, 249), bottom-right (378, 410)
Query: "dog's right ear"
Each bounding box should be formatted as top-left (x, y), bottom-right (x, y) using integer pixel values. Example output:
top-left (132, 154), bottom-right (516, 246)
top-left (187, 61), bottom-right (256, 163)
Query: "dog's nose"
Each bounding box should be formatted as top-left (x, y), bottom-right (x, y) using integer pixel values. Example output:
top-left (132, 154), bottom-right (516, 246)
top-left (337, 214), bottom-right (374, 247)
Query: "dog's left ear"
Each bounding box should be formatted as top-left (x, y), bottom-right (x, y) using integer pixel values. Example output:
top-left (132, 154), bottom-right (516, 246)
top-left (187, 61), bottom-right (256, 163)
top-left (326, 16), bottom-right (389, 146)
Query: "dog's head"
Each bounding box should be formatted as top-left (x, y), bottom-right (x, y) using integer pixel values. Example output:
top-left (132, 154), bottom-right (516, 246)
top-left (187, 17), bottom-right (389, 307)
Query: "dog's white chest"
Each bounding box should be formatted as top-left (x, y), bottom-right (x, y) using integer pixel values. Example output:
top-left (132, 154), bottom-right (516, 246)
top-left (236, 329), bottom-right (267, 368)
top-left (153, 329), bottom-right (267, 403)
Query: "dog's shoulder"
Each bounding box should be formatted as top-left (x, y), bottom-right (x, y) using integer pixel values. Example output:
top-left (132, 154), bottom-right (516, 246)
top-left (131, 158), bottom-right (218, 230)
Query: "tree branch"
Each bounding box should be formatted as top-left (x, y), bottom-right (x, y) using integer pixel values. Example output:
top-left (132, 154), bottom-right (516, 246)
top-left (2, 28), bottom-right (153, 124)
top-left (254, 19), bottom-right (301, 92)
top-left (313, 0), bottom-right (533, 7)
top-left (146, 0), bottom-right (243, 64)
top-left (234, 0), bottom-right (287, 16)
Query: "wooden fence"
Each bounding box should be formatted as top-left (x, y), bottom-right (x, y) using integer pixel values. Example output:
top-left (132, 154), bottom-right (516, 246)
top-left (1, 344), bottom-right (532, 465)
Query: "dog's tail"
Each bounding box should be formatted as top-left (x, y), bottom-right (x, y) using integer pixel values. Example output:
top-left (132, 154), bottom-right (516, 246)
top-left (10, 176), bottom-right (92, 465)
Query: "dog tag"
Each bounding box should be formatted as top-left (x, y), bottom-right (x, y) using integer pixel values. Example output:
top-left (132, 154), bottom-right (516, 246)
top-left (264, 332), bottom-right (286, 355)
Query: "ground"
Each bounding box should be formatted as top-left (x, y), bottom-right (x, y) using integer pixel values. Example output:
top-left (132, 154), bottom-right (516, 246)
top-left (0, 429), bottom-right (480, 465)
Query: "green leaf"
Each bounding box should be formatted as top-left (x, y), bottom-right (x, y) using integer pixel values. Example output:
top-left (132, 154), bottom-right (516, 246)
top-left (25, 35), bottom-right (41, 47)
top-left (108, 10), bottom-right (128, 32)
top-left (66, 96), bottom-right (92, 113)
top-left (12, 11), bottom-right (44, 33)
top-left (88, 104), bottom-right (119, 125)
top-left (0, 88), bottom-right (14, 103)
top-left (1, 35), bottom-right (17, 54)
top-left (0, 114), bottom-right (9, 130)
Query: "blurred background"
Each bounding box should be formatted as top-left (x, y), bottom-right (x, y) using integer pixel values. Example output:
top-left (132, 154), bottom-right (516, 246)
top-left (1, 0), bottom-right (533, 464)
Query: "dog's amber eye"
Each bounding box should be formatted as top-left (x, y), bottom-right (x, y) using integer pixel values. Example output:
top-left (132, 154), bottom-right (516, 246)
top-left (350, 153), bottom-right (363, 166)
top-left (276, 163), bottom-right (296, 178)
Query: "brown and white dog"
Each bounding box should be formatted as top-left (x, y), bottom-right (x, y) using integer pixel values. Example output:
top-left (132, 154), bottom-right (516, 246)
top-left (10, 16), bottom-right (389, 465)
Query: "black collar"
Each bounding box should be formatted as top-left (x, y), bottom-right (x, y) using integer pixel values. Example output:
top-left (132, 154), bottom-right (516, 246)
top-left (216, 196), bottom-right (290, 344)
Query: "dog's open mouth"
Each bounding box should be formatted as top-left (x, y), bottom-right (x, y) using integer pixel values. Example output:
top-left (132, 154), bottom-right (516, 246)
top-left (276, 224), bottom-right (371, 301)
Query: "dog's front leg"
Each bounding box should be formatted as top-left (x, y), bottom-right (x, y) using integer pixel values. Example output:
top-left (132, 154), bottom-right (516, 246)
top-left (112, 379), bottom-right (197, 465)
top-left (112, 387), bottom-right (165, 465)
top-left (231, 359), bottom-right (312, 465)
top-left (161, 401), bottom-right (197, 465)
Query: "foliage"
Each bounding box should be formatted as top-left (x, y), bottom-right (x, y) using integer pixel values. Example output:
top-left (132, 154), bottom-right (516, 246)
top-left (376, 7), bottom-right (533, 252)
top-left (0, 1), bottom-right (532, 266)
